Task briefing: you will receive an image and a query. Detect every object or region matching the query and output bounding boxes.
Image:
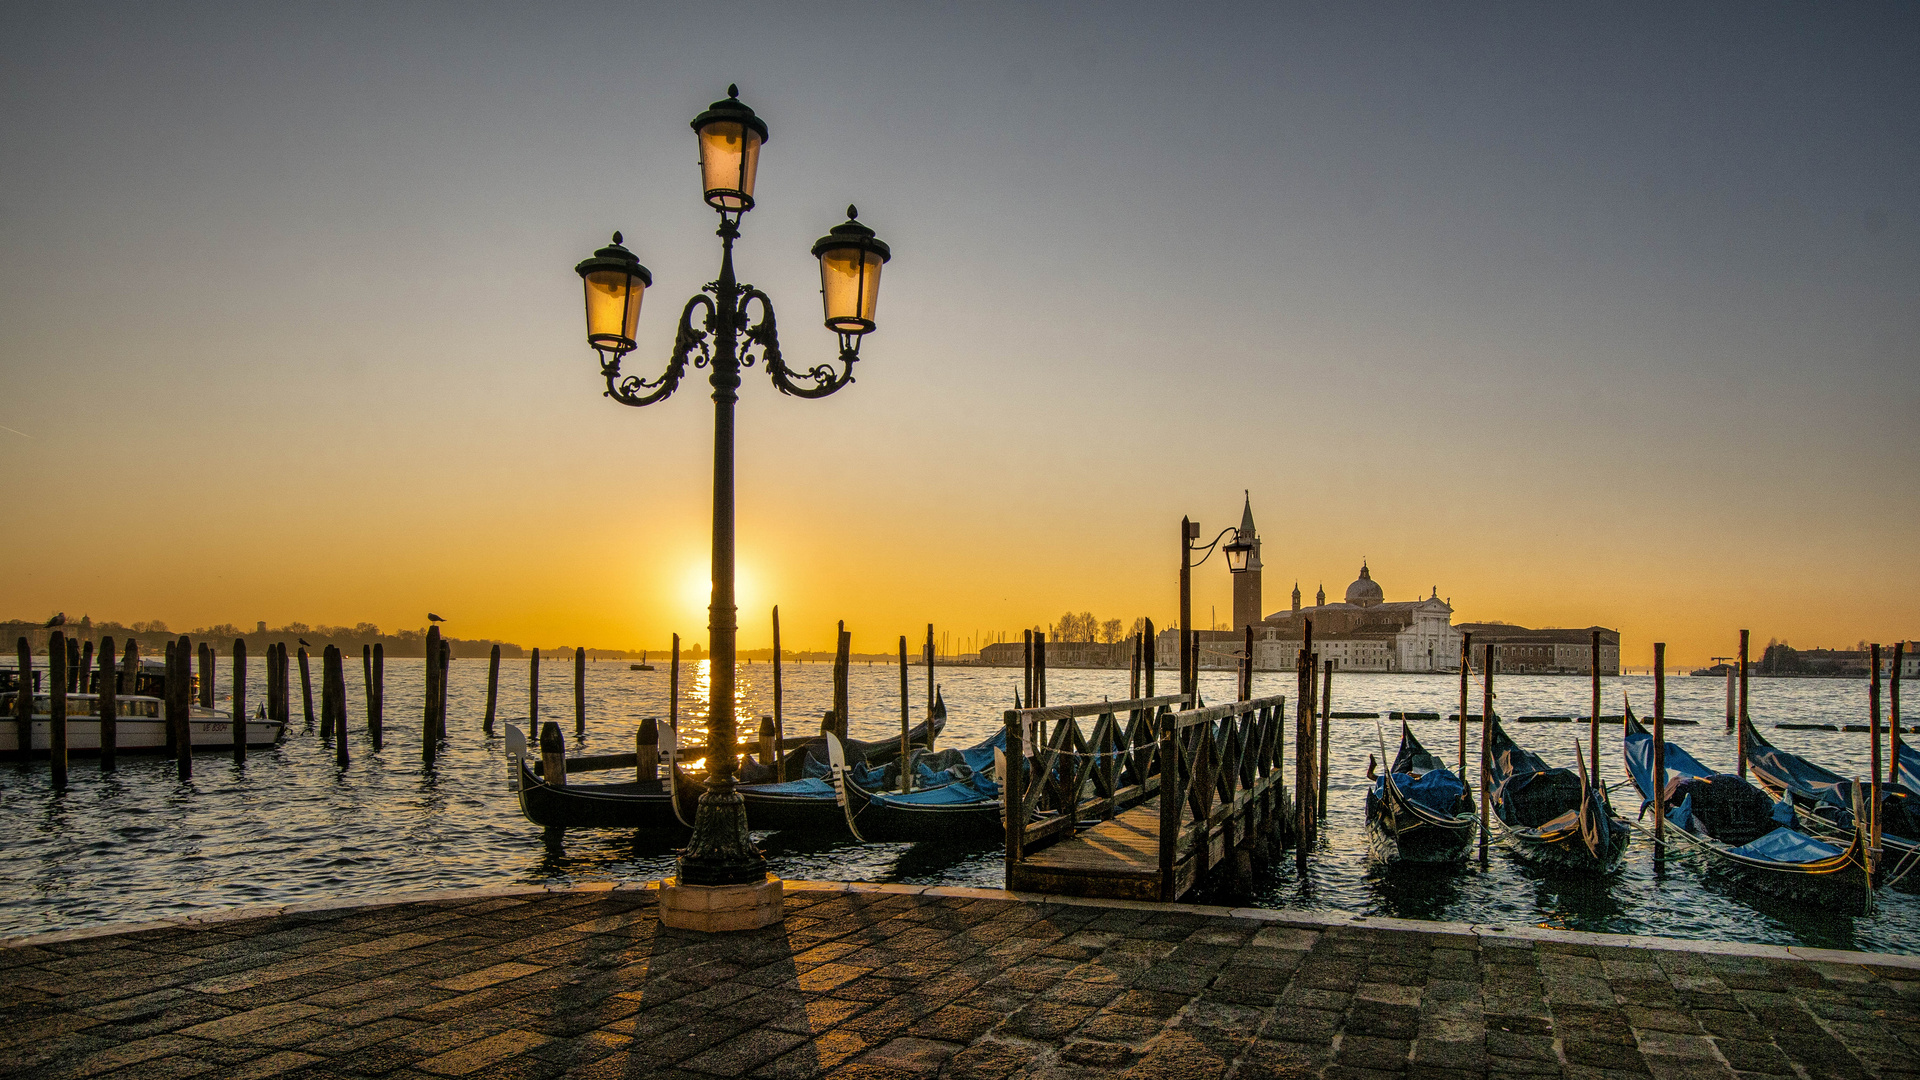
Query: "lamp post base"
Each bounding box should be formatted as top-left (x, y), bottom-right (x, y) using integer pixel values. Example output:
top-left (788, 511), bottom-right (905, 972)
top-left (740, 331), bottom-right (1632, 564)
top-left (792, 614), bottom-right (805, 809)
top-left (657, 874), bottom-right (785, 932)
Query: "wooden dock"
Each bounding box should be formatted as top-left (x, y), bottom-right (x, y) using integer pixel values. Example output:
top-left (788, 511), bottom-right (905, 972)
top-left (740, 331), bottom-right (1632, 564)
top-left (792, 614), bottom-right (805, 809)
top-left (1003, 693), bottom-right (1291, 902)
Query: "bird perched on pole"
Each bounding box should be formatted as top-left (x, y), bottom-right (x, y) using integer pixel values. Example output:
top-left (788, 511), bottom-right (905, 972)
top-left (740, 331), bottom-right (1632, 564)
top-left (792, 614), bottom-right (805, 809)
top-left (299, 638), bottom-right (311, 648)
top-left (44, 612), bottom-right (65, 628)
top-left (428, 613), bottom-right (446, 624)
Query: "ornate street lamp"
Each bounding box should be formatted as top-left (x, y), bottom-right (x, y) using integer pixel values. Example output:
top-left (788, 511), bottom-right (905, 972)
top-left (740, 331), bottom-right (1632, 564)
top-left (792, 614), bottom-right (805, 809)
top-left (1179, 517), bottom-right (1251, 699)
top-left (574, 86), bottom-right (891, 914)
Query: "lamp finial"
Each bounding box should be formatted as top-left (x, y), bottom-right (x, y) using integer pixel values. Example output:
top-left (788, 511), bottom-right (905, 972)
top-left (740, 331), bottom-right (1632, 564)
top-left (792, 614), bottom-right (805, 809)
top-left (611, 231), bottom-right (622, 245)
top-left (847, 204), bottom-right (858, 219)
top-left (727, 83), bottom-right (739, 98)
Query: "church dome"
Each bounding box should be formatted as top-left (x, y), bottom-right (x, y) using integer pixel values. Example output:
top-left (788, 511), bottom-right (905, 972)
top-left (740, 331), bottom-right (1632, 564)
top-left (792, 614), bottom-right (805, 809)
top-left (1345, 562), bottom-right (1384, 607)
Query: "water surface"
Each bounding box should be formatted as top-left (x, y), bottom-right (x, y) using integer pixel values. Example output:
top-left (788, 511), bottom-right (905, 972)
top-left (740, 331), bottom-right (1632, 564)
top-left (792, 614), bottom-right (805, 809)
top-left (1, 656), bottom-right (1912, 954)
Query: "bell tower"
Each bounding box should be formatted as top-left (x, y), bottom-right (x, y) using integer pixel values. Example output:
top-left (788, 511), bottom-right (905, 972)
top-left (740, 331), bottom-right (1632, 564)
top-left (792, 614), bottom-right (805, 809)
top-left (1232, 492), bottom-right (1263, 629)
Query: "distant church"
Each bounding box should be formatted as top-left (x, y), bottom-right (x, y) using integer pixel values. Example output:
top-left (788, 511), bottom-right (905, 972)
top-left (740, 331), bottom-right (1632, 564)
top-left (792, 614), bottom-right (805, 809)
top-left (1167, 494), bottom-right (1461, 672)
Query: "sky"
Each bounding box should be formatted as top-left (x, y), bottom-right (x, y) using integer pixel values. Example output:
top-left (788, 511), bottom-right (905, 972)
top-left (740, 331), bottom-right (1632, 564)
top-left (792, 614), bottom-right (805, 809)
top-left (1, 3), bottom-right (1916, 665)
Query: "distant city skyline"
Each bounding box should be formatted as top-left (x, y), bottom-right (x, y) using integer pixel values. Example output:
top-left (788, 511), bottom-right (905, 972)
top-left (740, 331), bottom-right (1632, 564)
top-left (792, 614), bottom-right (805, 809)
top-left (2, 4), bottom-right (1915, 667)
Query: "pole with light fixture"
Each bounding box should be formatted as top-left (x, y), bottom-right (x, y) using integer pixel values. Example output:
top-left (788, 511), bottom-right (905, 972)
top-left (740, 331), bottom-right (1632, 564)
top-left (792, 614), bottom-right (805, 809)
top-left (573, 87), bottom-right (891, 918)
top-left (1179, 517), bottom-right (1253, 700)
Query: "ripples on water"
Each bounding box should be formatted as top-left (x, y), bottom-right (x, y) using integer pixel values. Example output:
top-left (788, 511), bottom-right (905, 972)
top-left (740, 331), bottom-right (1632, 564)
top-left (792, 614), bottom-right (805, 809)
top-left (0, 657), bottom-right (1913, 953)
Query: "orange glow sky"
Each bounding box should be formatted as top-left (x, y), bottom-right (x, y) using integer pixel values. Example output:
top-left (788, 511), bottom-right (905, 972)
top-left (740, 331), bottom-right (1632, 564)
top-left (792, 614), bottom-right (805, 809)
top-left (2, 5), bottom-right (1916, 666)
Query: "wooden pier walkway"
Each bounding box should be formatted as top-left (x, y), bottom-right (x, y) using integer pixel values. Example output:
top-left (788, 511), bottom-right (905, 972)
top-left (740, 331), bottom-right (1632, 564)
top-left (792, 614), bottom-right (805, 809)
top-left (1003, 693), bottom-right (1291, 902)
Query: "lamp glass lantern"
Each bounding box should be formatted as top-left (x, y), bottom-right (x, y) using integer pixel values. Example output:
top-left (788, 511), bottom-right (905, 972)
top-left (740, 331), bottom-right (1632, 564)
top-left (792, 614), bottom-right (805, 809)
top-left (691, 85), bottom-right (768, 212)
top-left (1224, 538), bottom-right (1253, 574)
top-left (812, 208), bottom-right (891, 335)
top-left (574, 233), bottom-right (651, 355)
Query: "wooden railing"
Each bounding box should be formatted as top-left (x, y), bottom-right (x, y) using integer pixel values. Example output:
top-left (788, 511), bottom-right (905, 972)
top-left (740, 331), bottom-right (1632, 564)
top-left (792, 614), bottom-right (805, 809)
top-left (1002, 694), bottom-right (1189, 870)
top-left (1157, 693), bottom-right (1289, 900)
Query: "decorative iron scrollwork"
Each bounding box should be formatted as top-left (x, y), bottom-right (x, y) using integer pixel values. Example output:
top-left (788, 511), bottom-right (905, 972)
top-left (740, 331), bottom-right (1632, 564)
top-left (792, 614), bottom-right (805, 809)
top-left (602, 293), bottom-right (715, 408)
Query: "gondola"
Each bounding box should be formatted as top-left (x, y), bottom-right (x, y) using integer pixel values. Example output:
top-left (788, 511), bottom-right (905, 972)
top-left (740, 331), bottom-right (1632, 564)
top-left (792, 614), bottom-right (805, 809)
top-left (824, 731), bottom-right (1005, 844)
top-left (506, 722), bottom-right (697, 831)
top-left (1486, 717), bottom-right (1629, 871)
top-left (1898, 741), bottom-right (1920, 791)
top-left (1364, 722), bottom-right (1475, 864)
top-left (725, 706), bottom-right (948, 832)
top-left (1623, 708), bottom-right (1869, 905)
top-left (1741, 722), bottom-right (1920, 887)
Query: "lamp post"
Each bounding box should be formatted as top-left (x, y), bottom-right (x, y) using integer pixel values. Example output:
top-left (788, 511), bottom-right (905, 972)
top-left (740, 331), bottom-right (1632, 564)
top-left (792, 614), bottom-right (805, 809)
top-left (1179, 516), bottom-right (1252, 699)
top-left (574, 86), bottom-right (891, 902)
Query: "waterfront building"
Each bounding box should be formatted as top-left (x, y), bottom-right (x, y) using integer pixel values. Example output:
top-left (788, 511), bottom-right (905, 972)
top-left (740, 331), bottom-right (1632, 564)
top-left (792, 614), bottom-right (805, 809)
top-left (1454, 623), bottom-right (1620, 675)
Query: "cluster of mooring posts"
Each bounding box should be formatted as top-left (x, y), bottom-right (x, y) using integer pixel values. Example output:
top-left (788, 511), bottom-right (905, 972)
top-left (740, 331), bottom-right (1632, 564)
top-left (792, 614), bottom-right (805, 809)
top-left (3, 623), bottom-right (623, 790)
top-left (531, 608), bottom-right (951, 793)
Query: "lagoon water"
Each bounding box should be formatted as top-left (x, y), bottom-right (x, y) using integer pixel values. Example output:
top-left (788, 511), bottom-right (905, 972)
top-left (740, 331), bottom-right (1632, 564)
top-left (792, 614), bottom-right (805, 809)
top-left (2, 655), bottom-right (1914, 954)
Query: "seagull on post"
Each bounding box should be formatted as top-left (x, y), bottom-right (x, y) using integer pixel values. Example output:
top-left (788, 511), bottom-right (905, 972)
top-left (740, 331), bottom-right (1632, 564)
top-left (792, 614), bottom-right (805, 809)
top-left (44, 612), bottom-right (66, 628)
top-left (428, 613), bottom-right (446, 624)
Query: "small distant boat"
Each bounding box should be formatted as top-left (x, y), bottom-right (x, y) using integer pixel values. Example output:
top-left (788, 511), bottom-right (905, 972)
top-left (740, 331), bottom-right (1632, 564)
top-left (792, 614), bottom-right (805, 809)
top-left (824, 730), bottom-right (1005, 844)
top-left (1486, 718), bottom-right (1628, 871)
top-left (1365, 721), bottom-right (1476, 864)
top-left (630, 651), bottom-right (655, 672)
top-left (1623, 708), bottom-right (1868, 905)
top-left (1742, 723), bottom-right (1920, 887)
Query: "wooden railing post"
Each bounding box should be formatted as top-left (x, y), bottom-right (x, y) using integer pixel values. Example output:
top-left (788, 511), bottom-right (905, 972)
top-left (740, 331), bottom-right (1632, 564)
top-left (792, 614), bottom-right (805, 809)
top-left (1158, 703), bottom-right (1178, 901)
top-left (1003, 709), bottom-right (1024, 879)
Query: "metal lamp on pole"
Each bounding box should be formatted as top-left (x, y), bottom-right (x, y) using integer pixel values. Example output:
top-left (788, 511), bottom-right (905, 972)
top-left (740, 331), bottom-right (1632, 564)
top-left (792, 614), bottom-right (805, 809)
top-left (574, 85), bottom-right (892, 897)
top-left (1179, 517), bottom-right (1251, 700)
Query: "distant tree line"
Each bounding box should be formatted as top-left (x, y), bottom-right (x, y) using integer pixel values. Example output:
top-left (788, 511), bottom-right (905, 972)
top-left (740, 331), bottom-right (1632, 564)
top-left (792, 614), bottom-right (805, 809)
top-left (0, 617), bottom-right (605, 660)
top-left (1046, 613), bottom-right (1151, 644)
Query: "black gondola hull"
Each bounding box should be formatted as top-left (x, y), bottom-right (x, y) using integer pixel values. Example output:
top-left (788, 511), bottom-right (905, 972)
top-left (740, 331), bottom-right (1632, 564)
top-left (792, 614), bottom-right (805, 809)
top-left (839, 778), bottom-right (1003, 845)
top-left (513, 762), bottom-right (693, 831)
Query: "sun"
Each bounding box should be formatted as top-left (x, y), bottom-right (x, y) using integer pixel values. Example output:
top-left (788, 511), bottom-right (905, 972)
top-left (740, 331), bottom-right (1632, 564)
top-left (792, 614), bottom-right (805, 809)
top-left (676, 561), bottom-right (762, 633)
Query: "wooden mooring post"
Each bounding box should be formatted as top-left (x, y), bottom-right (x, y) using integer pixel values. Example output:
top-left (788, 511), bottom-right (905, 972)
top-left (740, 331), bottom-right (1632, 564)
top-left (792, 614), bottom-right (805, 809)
top-left (98, 637), bottom-right (118, 772)
top-left (668, 636), bottom-right (678, 737)
top-left (437, 637), bottom-right (450, 740)
top-left (66, 636), bottom-right (80, 692)
top-left (14, 637), bottom-right (31, 764)
top-left (1035, 634), bottom-right (1048, 708)
top-left (1143, 619), bottom-right (1154, 697)
top-left (1294, 619), bottom-right (1314, 862)
top-left (1458, 631), bottom-right (1473, 775)
top-left (1022, 630), bottom-right (1033, 709)
top-left (574, 646), bottom-right (586, 739)
top-left (832, 623), bottom-right (851, 739)
top-left (119, 638), bottom-right (137, 695)
top-left (636, 716), bottom-right (659, 780)
top-left (326, 645), bottom-right (348, 767)
top-left (48, 631), bottom-right (68, 790)
top-left (1870, 643), bottom-right (1883, 870)
top-left (484, 644), bottom-right (500, 736)
top-left (1479, 642), bottom-right (1494, 868)
top-left (530, 645), bottom-right (541, 733)
top-left (370, 643), bottom-right (384, 750)
top-left (1653, 642), bottom-right (1667, 858)
top-left (232, 638), bottom-right (247, 765)
top-left (198, 641), bottom-right (214, 708)
top-left (298, 646), bottom-right (314, 731)
top-left (172, 635), bottom-right (192, 781)
top-left (898, 636), bottom-right (912, 792)
top-left (425, 626), bottom-right (443, 765)
top-left (1892, 642), bottom-right (1905, 787)
top-left (79, 640), bottom-right (93, 696)
top-left (1318, 659), bottom-right (1334, 819)
top-left (1239, 626), bottom-right (1253, 702)
top-left (771, 608), bottom-right (783, 758)
top-left (1588, 629), bottom-right (1600, 789)
top-left (1737, 629), bottom-right (1751, 778)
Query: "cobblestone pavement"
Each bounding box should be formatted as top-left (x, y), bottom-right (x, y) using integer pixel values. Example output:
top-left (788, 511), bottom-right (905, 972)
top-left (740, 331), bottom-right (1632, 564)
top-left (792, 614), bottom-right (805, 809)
top-left (3, 883), bottom-right (1918, 1080)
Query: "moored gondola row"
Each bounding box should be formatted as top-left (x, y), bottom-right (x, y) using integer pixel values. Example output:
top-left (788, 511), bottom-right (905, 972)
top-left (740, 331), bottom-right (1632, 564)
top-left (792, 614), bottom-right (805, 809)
top-left (512, 625), bottom-right (1918, 915)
